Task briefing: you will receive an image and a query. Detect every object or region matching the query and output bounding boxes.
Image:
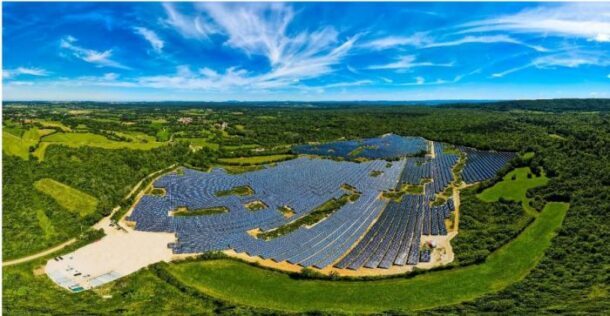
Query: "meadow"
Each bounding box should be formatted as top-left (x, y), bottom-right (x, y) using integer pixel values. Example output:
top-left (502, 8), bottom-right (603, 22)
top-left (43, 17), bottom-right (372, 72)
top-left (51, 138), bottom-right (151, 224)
top-left (477, 166), bottom-right (549, 215)
top-left (34, 132), bottom-right (165, 160)
top-left (34, 178), bottom-right (98, 217)
top-left (3, 128), bottom-right (56, 159)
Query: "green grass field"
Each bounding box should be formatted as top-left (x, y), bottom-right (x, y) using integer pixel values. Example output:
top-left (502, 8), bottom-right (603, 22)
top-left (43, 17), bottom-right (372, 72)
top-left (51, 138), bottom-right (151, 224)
top-left (3, 128), bottom-right (56, 159)
top-left (33, 132), bottom-right (166, 160)
top-left (218, 154), bottom-right (294, 164)
top-left (477, 167), bottom-right (548, 214)
top-left (166, 202), bottom-right (569, 313)
top-left (34, 178), bottom-right (99, 217)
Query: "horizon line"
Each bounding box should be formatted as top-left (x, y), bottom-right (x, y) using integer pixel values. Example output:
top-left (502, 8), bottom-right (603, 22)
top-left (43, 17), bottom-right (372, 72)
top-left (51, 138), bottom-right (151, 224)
top-left (4, 97), bottom-right (610, 104)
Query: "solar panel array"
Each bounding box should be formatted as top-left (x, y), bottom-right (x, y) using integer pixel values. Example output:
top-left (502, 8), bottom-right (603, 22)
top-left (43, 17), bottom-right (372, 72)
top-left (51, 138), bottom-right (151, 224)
top-left (293, 134), bottom-right (427, 159)
top-left (335, 143), bottom-right (458, 269)
top-left (459, 147), bottom-right (516, 183)
top-left (128, 157), bottom-right (405, 268)
top-left (129, 139), bottom-right (514, 270)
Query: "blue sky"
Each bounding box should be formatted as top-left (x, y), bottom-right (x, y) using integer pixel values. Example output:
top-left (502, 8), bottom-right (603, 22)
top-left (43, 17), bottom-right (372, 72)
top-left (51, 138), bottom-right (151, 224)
top-left (3, 2), bottom-right (610, 101)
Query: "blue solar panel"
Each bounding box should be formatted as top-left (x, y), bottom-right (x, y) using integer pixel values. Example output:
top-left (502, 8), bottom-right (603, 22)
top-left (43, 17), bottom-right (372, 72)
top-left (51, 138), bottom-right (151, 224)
top-left (293, 134), bottom-right (427, 160)
top-left (459, 147), bottom-right (515, 183)
top-left (129, 139), bottom-right (514, 270)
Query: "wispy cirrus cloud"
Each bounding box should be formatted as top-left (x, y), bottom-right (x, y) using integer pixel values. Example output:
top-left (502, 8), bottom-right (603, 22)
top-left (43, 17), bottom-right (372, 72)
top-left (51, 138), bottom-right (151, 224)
top-left (362, 33), bottom-right (546, 52)
top-left (60, 36), bottom-right (130, 69)
top-left (367, 55), bottom-right (453, 71)
top-left (200, 3), bottom-right (357, 73)
top-left (458, 3), bottom-right (610, 42)
top-left (136, 65), bottom-right (251, 90)
top-left (3, 67), bottom-right (49, 79)
top-left (190, 3), bottom-right (359, 88)
top-left (424, 35), bottom-right (547, 52)
top-left (360, 33), bottom-right (431, 51)
top-left (492, 50), bottom-right (610, 78)
top-left (317, 80), bottom-right (373, 89)
top-left (162, 3), bottom-right (216, 40)
top-left (133, 27), bottom-right (164, 53)
top-left (156, 3), bottom-right (359, 89)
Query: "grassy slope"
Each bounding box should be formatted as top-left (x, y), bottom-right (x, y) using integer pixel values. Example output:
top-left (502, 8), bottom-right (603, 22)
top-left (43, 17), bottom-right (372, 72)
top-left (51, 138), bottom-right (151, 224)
top-left (3, 128), bottom-right (55, 159)
top-left (166, 202), bottom-right (568, 313)
top-left (218, 154), bottom-right (294, 164)
top-left (34, 132), bottom-right (165, 160)
top-left (34, 178), bottom-right (98, 217)
top-left (477, 167), bottom-right (548, 214)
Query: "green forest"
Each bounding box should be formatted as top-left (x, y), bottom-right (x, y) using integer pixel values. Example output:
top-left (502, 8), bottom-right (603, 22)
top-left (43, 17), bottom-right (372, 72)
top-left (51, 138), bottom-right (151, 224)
top-left (2, 99), bottom-right (609, 314)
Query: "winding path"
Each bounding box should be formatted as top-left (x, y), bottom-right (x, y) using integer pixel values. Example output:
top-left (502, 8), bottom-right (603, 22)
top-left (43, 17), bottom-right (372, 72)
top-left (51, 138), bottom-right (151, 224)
top-left (2, 239), bottom-right (76, 267)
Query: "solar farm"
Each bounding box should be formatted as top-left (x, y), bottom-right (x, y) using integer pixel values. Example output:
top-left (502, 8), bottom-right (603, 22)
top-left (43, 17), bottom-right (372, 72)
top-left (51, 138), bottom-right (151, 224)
top-left (129, 136), bottom-right (513, 267)
top-left (45, 134), bottom-right (515, 290)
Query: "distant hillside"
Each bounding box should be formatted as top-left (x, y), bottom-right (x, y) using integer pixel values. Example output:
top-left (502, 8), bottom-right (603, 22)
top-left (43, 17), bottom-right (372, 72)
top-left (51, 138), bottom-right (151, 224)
top-left (443, 98), bottom-right (610, 112)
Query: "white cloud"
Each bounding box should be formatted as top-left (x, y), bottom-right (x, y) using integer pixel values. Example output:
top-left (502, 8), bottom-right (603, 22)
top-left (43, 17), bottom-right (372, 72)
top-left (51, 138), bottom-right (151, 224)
top-left (367, 55), bottom-right (453, 70)
top-left (60, 36), bottom-right (130, 69)
top-left (492, 50), bottom-right (610, 78)
top-left (360, 33), bottom-right (431, 51)
top-left (45, 73), bottom-right (137, 88)
top-left (133, 27), bottom-right (164, 53)
top-left (200, 3), bottom-right (296, 65)
top-left (162, 3), bottom-right (216, 40)
top-left (534, 53), bottom-right (610, 69)
top-left (400, 76), bottom-right (460, 86)
top-left (40, 3), bottom-right (361, 93)
top-left (362, 33), bottom-right (546, 52)
top-left (491, 64), bottom-right (531, 78)
top-left (136, 65), bottom-right (252, 91)
top-left (458, 3), bottom-right (610, 43)
top-left (3, 67), bottom-right (49, 79)
top-left (188, 3), bottom-right (359, 87)
top-left (424, 35), bottom-right (547, 52)
top-left (200, 3), bottom-right (356, 72)
top-left (319, 80), bottom-right (373, 89)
